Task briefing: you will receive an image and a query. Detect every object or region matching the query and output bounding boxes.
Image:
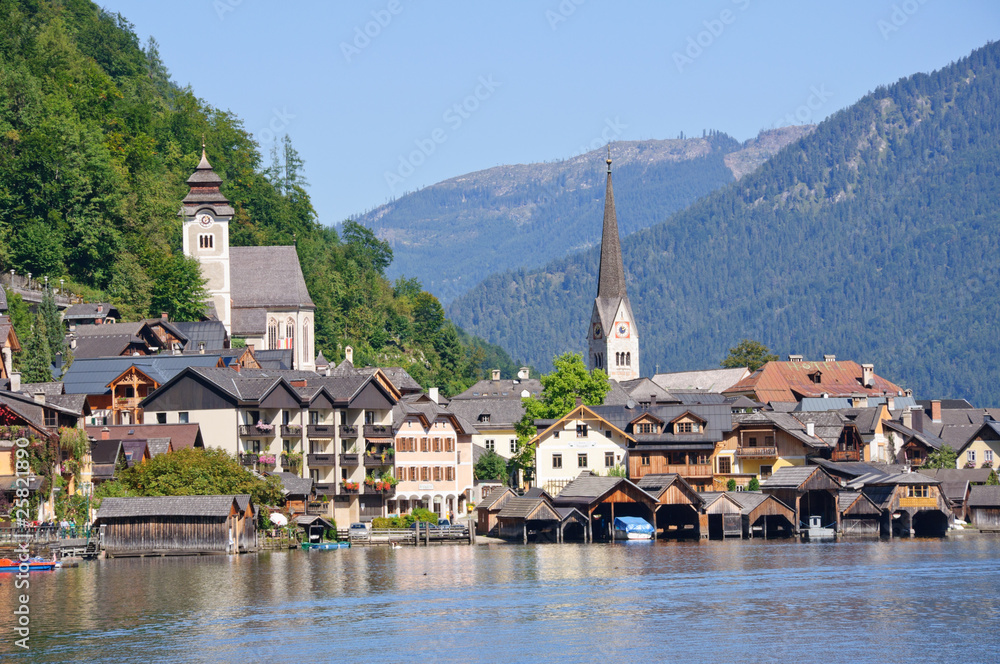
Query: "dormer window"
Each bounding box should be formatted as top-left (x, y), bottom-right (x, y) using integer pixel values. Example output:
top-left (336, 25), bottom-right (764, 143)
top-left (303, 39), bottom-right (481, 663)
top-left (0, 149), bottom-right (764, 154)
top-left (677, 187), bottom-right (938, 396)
top-left (810, 372), bottom-right (822, 384)
top-left (478, 414), bottom-right (490, 423)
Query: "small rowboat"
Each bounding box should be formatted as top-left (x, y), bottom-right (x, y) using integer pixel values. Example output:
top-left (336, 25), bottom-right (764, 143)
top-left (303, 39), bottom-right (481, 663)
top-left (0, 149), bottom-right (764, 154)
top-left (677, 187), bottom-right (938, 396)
top-left (304, 542), bottom-right (349, 550)
top-left (0, 557), bottom-right (57, 572)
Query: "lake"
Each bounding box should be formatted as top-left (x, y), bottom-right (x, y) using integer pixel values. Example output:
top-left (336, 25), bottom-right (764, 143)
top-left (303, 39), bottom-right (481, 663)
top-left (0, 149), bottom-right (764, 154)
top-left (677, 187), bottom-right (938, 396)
top-left (4, 535), bottom-right (1000, 663)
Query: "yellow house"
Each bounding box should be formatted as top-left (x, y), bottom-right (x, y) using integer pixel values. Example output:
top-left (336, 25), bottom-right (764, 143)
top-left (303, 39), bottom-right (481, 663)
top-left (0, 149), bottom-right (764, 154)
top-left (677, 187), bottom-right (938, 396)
top-left (957, 418), bottom-right (1000, 470)
top-left (529, 405), bottom-right (633, 496)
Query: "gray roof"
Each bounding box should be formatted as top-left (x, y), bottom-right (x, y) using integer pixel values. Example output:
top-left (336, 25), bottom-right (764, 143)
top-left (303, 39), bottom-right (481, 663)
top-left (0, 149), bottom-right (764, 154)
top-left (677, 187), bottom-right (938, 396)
top-left (96, 495), bottom-right (238, 519)
top-left (589, 402), bottom-right (733, 446)
top-left (883, 420), bottom-right (946, 451)
top-left (497, 496), bottom-right (553, 520)
top-left (0, 391), bottom-right (48, 430)
top-left (146, 438), bottom-right (172, 457)
top-left (231, 308), bottom-right (268, 337)
top-left (392, 396), bottom-right (479, 435)
top-left (446, 397), bottom-right (527, 429)
top-left (294, 514), bottom-right (334, 528)
top-left (379, 367), bottom-right (423, 394)
top-left (63, 302), bottom-right (119, 321)
top-left (553, 473), bottom-right (654, 505)
top-left (733, 411), bottom-right (829, 449)
top-left (450, 377), bottom-right (542, 400)
top-left (90, 439), bottom-right (123, 465)
top-left (172, 321), bottom-right (228, 351)
top-left (478, 487), bottom-right (516, 511)
top-left (652, 367), bottom-right (750, 393)
top-left (597, 166), bottom-right (626, 299)
top-left (968, 485), bottom-right (1000, 508)
top-left (617, 378), bottom-right (676, 403)
top-left (62, 355), bottom-right (222, 396)
top-left (759, 465), bottom-right (826, 489)
top-left (725, 491), bottom-right (781, 515)
top-left (19, 382), bottom-right (65, 397)
top-left (230, 246), bottom-right (315, 309)
top-left (271, 471), bottom-right (313, 496)
top-left (254, 349), bottom-right (294, 370)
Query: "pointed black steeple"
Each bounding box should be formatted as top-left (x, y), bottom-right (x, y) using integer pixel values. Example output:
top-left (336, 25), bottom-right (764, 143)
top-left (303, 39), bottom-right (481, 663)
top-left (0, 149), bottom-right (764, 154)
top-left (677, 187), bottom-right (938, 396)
top-left (597, 146), bottom-right (626, 299)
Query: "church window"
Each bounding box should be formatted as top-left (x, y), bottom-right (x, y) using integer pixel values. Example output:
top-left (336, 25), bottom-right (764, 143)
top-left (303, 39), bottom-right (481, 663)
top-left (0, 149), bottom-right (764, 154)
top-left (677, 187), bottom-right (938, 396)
top-left (285, 317), bottom-right (295, 350)
top-left (268, 318), bottom-right (278, 350)
top-left (198, 234), bottom-right (214, 249)
top-left (626, 352), bottom-right (631, 366)
top-left (302, 319), bottom-right (311, 361)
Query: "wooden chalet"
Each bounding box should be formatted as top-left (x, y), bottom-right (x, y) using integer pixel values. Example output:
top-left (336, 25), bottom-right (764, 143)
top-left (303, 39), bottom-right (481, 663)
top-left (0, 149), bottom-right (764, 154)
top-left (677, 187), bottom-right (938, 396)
top-left (495, 496), bottom-right (588, 544)
top-left (698, 491), bottom-right (795, 539)
top-left (635, 473), bottom-right (703, 538)
top-left (855, 473), bottom-right (950, 537)
top-left (551, 473), bottom-right (657, 541)
top-left (476, 486), bottom-right (518, 536)
top-left (918, 468), bottom-right (997, 521)
top-left (838, 490), bottom-right (884, 535)
top-left (882, 420), bottom-right (946, 468)
top-left (271, 472), bottom-right (314, 515)
top-left (760, 465), bottom-right (842, 533)
top-left (95, 494), bottom-right (256, 557)
top-left (967, 485), bottom-right (1000, 532)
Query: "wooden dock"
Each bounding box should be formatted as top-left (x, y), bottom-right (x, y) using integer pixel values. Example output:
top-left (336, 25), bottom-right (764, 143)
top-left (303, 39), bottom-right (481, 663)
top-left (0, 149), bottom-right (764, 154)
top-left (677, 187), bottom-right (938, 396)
top-left (350, 524), bottom-right (475, 546)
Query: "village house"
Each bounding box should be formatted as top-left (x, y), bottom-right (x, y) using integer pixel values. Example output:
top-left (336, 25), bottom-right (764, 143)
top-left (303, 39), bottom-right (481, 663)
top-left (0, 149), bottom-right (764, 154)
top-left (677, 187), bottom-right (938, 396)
top-left (391, 392), bottom-right (476, 519)
top-left (448, 367), bottom-right (539, 465)
top-left (723, 356), bottom-right (905, 406)
top-left (62, 302), bottom-right (121, 327)
top-left (956, 415), bottom-right (1000, 471)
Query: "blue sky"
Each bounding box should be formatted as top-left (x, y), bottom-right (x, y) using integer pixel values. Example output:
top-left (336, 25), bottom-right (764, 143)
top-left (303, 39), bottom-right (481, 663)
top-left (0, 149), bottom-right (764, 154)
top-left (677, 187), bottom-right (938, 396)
top-left (103, 1), bottom-right (999, 226)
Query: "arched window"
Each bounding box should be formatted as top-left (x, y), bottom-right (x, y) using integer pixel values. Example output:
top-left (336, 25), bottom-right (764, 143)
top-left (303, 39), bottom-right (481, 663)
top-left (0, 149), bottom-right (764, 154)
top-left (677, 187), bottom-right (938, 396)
top-left (267, 318), bottom-right (278, 350)
top-left (302, 318), bottom-right (311, 361)
top-left (626, 352), bottom-right (631, 366)
top-left (285, 317), bottom-right (295, 351)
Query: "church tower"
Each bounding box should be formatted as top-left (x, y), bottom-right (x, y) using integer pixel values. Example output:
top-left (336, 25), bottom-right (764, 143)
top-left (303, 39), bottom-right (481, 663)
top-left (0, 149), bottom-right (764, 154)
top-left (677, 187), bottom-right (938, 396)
top-left (587, 147), bottom-right (639, 380)
top-left (181, 147), bottom-right (233, 333)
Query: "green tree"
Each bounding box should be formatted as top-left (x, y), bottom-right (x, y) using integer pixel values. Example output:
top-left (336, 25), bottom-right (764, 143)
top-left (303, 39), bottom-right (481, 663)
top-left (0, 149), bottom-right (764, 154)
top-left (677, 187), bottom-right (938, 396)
top-left (721, 339), bottom-right (779, 372)
top-left (40, 287), bottom-right (64, 360)
top-left (748, 477), bottom-right (760, 491)
top-left (726, 478), bottom-right (737, 491)
top-left (148, 253), bottom-right (208, 321)
top-left (474, 449), bottom-right (508, 482)
top-left (924, 445), bottom-right (958, 469)
top-left (3, 288), bottom-right (32, 370)
top-left (11, 220), bottom-right (64, 277)
top-left (343, 220), bottom-right (392, 275)
top-left (21, 313), bottom-right (53, 383)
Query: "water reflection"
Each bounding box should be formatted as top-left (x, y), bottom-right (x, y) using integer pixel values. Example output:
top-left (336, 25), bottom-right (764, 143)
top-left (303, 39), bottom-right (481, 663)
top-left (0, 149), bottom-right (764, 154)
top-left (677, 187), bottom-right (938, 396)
top-left (3, 537), bottom-right (1000, 663)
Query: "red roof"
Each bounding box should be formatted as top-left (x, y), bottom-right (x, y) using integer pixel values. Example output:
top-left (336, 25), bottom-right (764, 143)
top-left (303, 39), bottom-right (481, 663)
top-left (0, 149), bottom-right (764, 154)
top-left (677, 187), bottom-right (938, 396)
top-left (84, 423), bottom-right (204, 450)
top-left (723, 360), bottom-right (903, 403)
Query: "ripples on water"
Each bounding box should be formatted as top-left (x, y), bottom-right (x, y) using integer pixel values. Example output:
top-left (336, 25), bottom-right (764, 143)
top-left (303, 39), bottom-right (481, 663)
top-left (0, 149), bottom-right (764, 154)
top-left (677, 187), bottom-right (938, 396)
top-left (3, 537), bottom-right (1000, 663)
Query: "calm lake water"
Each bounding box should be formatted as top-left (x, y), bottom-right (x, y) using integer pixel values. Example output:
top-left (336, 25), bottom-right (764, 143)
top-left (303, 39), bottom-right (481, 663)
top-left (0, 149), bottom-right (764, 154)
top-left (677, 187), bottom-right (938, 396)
top-left (4, 535), bottom-right (1000, 663)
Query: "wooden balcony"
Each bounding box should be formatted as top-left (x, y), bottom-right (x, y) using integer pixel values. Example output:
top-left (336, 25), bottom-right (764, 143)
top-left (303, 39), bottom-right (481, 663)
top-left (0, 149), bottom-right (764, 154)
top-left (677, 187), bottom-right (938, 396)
top-left (663, 463), bottom-right (713, 477)
top-left (364, 454), bottom-right (391, 467)
top-left (313, 482), bottom-right (337, 496)
top-left (735, 446), bottom-right (777, 458)
top-left (364, 424), bottom-right (392, 438)
top-left (238, 453), bottom-right (258, 467)
top-left (238, 424), bottom-right (274, 437)
top-left (307, 453), bottom-right (336, 466)
top-left (831, 448), bottom-right (861, 462)
top-left (114, 397), bottom-right (142, 409)
top-left (339, 453), bottom-right (360, 466)
top-left (308, 424), bottom-right (335, 439)
top-left (305, 501), bottom-right (329, 516)
top-left (363, 485), bottom-right (395, 497)
top-left (339, 424), bottom-right (359, 438)
top-left (280, 424), bottom-right (303, 437)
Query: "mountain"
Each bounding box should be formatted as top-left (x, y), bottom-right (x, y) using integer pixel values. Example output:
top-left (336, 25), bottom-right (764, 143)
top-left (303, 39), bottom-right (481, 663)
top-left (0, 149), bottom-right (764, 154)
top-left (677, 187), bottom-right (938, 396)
top-left (356, 127), bottom-right (812, 303)
top-left (449, 41), bottom-right (1000, 407)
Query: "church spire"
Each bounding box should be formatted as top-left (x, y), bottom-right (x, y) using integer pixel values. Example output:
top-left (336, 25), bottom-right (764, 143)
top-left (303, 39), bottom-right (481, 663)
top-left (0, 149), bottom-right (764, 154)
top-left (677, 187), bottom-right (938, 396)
top-left (597, 145), bottom-right (626, 299)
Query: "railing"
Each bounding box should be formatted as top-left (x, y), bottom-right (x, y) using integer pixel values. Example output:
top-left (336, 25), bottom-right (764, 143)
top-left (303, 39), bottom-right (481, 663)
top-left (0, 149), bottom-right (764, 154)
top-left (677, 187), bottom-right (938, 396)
top-left (899, 496), bottom-right (937, 508)
top-left (114, 397), bottom-right (142, 408)
top-left (280, 454), bottom-right (303, 471)
top-left (340, 453), bottom-right (360, 466)
top-left (364, 454), bottom-right (392, 467)
top-left (308, 424), bottom-right (335, 439)
top-left (363, 484), bottom-right (395, 497)
top-left (238, 453), bottom-right (258, 467)
top-left (281, 425), bottom-right (302, 437)
top-left (238, 424), bottom-right (274, 437)
top-left (831, 449), bottom-right (861, 462)
top-left (313, 482), bottom-right (337, 496)
top-left (305, 501), bottom-right (329, 516)
top-left (307, 453), bottom-right (336, 466)
top-left (735, 446), bottom-right (778, 458)
top-left (663, 463), bottom-right (713, 476)
top-left (0, 525), bottom-right (95, 543)
top-left (339, 425), bottom-right (359, 438)
top-left (338, 484), bottom-right (360, 494)
top-left (364, 424), bottom-right (392, 438)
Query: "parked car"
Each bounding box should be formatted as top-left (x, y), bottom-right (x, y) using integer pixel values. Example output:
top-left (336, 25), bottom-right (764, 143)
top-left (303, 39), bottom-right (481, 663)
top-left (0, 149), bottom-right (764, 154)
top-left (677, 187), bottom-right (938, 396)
top-left (348, 522), bottom-right (370, 540)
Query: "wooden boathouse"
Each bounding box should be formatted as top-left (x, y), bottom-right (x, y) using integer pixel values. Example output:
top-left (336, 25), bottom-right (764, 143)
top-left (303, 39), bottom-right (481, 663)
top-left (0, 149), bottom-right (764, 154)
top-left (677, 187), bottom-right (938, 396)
top-left (635, 473), bottom-right (703, 539)
top-left (967, 486), bottom-right (1000, 531)
top-left (95, 495), bottom-right (256, 557)
top-left (551, 473), bottom-right (658, 541)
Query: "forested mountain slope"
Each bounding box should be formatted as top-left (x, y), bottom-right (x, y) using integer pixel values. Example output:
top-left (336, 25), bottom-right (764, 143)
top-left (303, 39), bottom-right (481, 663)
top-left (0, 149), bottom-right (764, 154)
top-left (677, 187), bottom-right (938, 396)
top-left (450, 41), bottom-right (1000, 407)
top-left (356, 127), bottom-right (811, 303)
top-left (0, 0), bottom-right (518, 395)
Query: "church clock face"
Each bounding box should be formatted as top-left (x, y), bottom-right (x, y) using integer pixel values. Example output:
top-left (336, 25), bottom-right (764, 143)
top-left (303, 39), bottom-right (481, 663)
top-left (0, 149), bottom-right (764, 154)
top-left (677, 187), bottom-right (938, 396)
top-left (197, 213), bottom-right (214, 229)
top-left (615, 321), bottom-right (630, 339)
top-left (593, 323), bottom-right (602, 339)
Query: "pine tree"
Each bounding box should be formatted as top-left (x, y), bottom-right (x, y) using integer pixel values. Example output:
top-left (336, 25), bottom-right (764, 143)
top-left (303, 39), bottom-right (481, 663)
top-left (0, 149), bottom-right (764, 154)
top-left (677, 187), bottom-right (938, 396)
top-left (40, 287), bottom-right (64, 361)
top-left (21, 314), bottom-right (53, 383)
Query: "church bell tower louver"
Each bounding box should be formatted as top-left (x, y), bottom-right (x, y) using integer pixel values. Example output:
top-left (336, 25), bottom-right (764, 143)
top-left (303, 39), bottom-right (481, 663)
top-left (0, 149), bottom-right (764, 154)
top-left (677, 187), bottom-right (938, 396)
top-left (587, 146), bottom-right (639, 380)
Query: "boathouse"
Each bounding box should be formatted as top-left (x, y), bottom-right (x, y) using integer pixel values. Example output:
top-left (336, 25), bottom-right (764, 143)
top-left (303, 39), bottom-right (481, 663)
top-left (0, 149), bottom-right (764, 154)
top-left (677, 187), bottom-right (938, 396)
top-left (838, 490), bottom-right (883, 535)
top-left (95, 494), bottom-right (256, 557)
top-left (476, 486), bottom-right (517, 536)
top-left (551, 473), bottom-right (657, 541)
top-left (760, 465), bottom-right (841, 533)
top-left (495, 496), bottom-right (588, 544)
top-left (967, 485), bottom-right (1000, 531)
top-left (698, 491), bottom-right (795, 539)
top-left (635, 473), bottom-right (703, 538)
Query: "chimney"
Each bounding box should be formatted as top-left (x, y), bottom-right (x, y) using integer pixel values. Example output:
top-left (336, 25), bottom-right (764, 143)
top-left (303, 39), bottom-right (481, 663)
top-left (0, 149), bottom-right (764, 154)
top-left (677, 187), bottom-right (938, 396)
top-left (517, 366), bottom-right (530, 380)
top-left (806, 421), bottom-right (815, 437)
top-left (9, 371), bottom-right (20, 393)
top-left (172, 343), bottom-right (180, 356)
top-left (931, 399), bottom-right (942, 423)
top-left (198, 341), bottom-right (205, 355)
top-left (101, 427), bottom-right (110, 440)
top-left (901, 407), bottom-right (912, 429)
top-left (97, 304), bottom-right (103, 313)
top-left (345, 346), bottom-right (353, 365)
top-left (161, 312), bottom-right (168, 320)
top-left (70, 337), bottom-right (77, 350)
top-left (33, 390), bottom-right (45, 405)
top-left (650, 394), bottom-right (657, 409)
top-left (788, 354), bottom-right (803, 362)
top-left (912, 409), bottom-right (924, 433)
top-left (54, 352), bottom-right (63, 371)
top-left (428, 387), bottom-right (439, 404)
top-left (823, 354), bottom-right (836, 362)
top-left (886, 396), bottom-right (895, 411)
top-left (290, 379), bottom-right (307, 388)
top-left (575, 396), bottom-right (583, 407)
top-left (491, 369), bottom-right (500, 381)
top-left (325, 365), bottom-right (331, 377)
top-left (247, 343), bottom-right (255, 353)
top-left (861, 363), bottom-right (874, 388)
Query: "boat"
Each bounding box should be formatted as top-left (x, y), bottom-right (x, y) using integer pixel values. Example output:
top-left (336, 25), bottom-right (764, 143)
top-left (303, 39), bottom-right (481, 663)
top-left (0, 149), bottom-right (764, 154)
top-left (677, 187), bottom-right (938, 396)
top-left (0, 557), bottom-right (58, 572)
top-left (613, 516), bottom-right (655, 541)
top-left (310, 542), bottom-right (349, 550)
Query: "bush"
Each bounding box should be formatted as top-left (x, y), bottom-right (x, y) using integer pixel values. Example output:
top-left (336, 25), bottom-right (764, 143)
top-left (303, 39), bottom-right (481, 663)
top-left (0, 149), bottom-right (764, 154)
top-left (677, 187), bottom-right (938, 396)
top-left (726, 478), bottom-right (737, 491)
top-left (748, 477), bottom-right (760, 491)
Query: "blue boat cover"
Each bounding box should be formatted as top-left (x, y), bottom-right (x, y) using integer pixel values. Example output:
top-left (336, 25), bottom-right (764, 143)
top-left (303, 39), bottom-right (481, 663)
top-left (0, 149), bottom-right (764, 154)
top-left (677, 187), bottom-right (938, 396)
top-left (613, 516), bottom-right (654, 534)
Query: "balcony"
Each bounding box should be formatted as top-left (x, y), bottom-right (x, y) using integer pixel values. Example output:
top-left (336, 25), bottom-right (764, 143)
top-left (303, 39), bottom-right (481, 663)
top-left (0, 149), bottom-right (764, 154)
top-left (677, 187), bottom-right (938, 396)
top-left (735, 446), bottom-right (777, 459)
top-left (238, 424), bottom-right (275, 437)
top-left (280, 424), bottom-right (303, 437)
top-left (308, 424), bottom-right (336, 439)
top-left (363, 484), bottom-right (395, 497)
top-left (114, 396), bottom-right (142, 409)
top-left (832, 448), bottom-right (861, 462)
top-left (339, 453), bottom-right (360, 466)
top-left (307, 453), bottom-right (336, 466)
top-left (364, 424), bottom-right (392, 438)
top-left (238, 453), bottom-right (258, 467)
top-left (339, 425), bottom-right (359, 438)
top-left (313, 482), bottom-right (337, 496)
top-left (364, 453), bottom-right (392, 467)
top-left (663, 463), bottom-right (713, 477)
top-left (305, 501), bottom-right (329, 516)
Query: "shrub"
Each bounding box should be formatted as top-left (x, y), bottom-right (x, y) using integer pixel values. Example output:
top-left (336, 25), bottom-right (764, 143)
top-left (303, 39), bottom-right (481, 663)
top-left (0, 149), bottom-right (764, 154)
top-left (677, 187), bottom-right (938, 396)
top-left (726, 478), bottom-right (737, 491)
top-left (748, 477), bottom-right (760, 491)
